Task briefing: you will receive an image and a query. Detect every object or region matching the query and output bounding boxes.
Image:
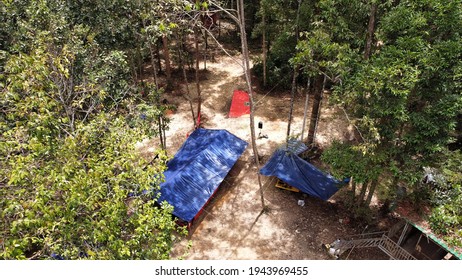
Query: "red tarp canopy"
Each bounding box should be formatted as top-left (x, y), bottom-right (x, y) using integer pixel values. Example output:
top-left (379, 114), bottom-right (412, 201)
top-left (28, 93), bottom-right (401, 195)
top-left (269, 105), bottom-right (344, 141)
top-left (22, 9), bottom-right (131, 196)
top-left (228, 90), bottom-right (250, 118)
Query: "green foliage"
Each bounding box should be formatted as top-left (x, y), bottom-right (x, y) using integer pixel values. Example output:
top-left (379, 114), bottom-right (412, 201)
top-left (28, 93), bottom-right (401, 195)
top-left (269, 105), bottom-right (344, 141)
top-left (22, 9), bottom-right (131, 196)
top-left (329, 0), bottom-right (462, 186)
top-left (427, 150), bottom-right (462, 247)
top-left (252, 0), bottom-right (372, 89)
top-left (287, 2), bottom-right (462, 246)
top-left (253, 34), bottom-right (296, 88)
top-left (1, 111), bottom-right (185, 259)
top-left (1, 54), bottom-right (184, 260)
top-left (65, 0), bottom-right (140, 49)
top-left (0, 0), bottom-right (188, 259)
top-left (1, 44), bottom-right (184, 259)
top-left (322, 141), bottom-right (382, 183)
top-left (128, 85), bottom-right (172, 139)
top-left (429, 193), bottom-right (462, 248)
top-left (252, 0), bottom-right (316, 88)
top-left (320, 0), bottom-right (462, 246)
top-left (316, 0), bottom-right (370, 49)
top-left (294, 28), bottom-right (354, 81)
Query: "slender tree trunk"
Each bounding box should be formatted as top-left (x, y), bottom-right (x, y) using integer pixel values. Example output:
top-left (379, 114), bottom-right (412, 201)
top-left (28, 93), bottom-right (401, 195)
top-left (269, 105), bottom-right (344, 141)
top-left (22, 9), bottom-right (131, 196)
top-left (132, 60), bottom-right (138, 84)
top-left (140, 19), bottom-right (165, 150)
top-left (149, 45), bottom-right (159, 90)
top-left (237, 0), bottom-right (265, 209)
top-left (136, 43), bottom-right (143, 83)
top-left (184, 70), bottom-right (197, 129)
top-left (262, 8), bottom-right (267, 87)
top-left (134, 27), bottom-right (144, 85)
top-left (158, 115), bottom-right (165, 150)
top-left (307, 75), bottom-right (325, 145)
top-left (286, 66), bottom-right (298, 143)
top-left (194, 28), bottom-right (201, 126)
top-left (204, 31), bottom-right (208, 70)
top-left (286, 0), bottom-right (302, 145)
top-left (141, 18), bottom-right (159, 89)
top-left (154, 87), bottom-right (165, 150)
top-left (156, 41), bottom-right (162, 75)
top-left (350, 177), bottom-right (356, 200)
top-left (178, 33), bottom-right (197, 128)
top-left (301, 78), bottom-right (311, 141)
top-left (128, 50), bottom-right (137, 83)
top-left (365, 179), bottom-right (379, 206)
top-left (358, 180), bottom-right (369, 205)
top-left (162, 35), bottom-right (172, 86)
top-left (364, 2), bottom-right (378, 60)
top-left (162, 116), bottom-right (167, 150)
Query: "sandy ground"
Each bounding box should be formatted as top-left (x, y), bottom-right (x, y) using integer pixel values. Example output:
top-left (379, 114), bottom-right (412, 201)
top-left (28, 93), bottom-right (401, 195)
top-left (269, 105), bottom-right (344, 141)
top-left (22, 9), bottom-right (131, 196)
top-left (137, 46), bottom-right (390, 259)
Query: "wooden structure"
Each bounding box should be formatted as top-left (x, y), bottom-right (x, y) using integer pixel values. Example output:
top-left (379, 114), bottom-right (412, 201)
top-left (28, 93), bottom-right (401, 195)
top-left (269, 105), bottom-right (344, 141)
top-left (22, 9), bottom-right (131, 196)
top-left (324, 219), bottom-right (461, 260)
top-left (275, 179), bottom-right (300, 193)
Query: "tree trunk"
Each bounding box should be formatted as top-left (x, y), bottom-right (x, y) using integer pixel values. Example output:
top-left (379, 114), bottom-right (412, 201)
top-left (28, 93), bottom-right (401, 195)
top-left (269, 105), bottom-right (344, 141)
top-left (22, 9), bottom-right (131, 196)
top-left (177, 33), bottom-right (197, 129)
top-left (140, 18), bottom-right (166, 150)
top-left (150, 45), bottom-right (160, 90)
top-left (154, 86), bottom-right (165, 150)
top-left (262, 8), bottom-right (267, 87)
top-left (162, 116), bottom-right (167, 151)
top-left (140, 18), bottom-right (159, 89)
top-left (307, 74), bottom-right (325, 145)
top-left (237, 0), bottom-right (265, 210)
top-left (162, 35), bottom-right (172, 86)
top-left (300, 78), bottom-right (311, 141)
top-left (156, 40), bottom-right (162, 74)
top-left (365, 179), bottom-right (379, 206)
top-left (286, 66), bottom-right (298, 144)
top-left (364, 2), bottom-right (378, 60)
top-left (194, 28), bottom-right (201, 126)
top-left (358, 180), bottom-right (369, 205)
top-left (128, 50), bottom-right (137, 83)
top-left (204, 31), bottom-right (207, 70)
top-left (350, 177), bottom-right (356, 201)
top-left (286, 0), bottom-right (302, 144)
top-left (136, 43), bottom-right (143, 83)
top-left (182, 62), bottom-right (197, 129)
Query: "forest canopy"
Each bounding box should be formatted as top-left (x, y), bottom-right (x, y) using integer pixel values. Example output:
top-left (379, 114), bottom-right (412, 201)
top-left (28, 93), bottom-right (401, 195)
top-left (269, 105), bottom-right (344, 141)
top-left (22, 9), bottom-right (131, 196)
top-left (0, 0), bottom-right (191, 259)
top-left (252, 0), bottom-right (461, 246)
top-left (1, 0), bottom-right (461, 258)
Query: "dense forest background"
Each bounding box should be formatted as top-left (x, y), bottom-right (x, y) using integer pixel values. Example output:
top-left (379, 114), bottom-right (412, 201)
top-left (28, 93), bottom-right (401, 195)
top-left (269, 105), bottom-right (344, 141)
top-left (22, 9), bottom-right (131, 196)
top-left (1, 0), bottom-right (461, 259)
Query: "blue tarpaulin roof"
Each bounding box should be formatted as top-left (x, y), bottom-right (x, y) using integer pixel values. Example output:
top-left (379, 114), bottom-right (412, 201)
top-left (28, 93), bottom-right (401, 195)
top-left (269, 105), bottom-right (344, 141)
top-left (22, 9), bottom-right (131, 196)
top-left (158, 128), bottom-right (248, 222)
top-left (260, 148), bottom-right (340, 200)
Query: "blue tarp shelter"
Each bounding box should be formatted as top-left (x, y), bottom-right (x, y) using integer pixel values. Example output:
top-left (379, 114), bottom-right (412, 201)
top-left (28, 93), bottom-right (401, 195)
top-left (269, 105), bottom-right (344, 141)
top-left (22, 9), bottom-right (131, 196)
top-left (157, 128), bottom-right (248, 223)
top-left (260, 147), bottom-right (340, 201)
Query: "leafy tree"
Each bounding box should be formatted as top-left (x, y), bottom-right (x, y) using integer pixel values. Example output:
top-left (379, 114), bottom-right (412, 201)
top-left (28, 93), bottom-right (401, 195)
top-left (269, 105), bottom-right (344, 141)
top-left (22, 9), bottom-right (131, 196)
top-left (294, 27), bottom-right (353, 144)
top-left (322, 141), bottom-right (384, 223)
top-left (335, 0), bottom-right (462, 186)
top-left (1, 47), bottom-right (185, 259)
top-left (316, 0), bottom-right (462, 223)
top-left (0, 112), bottom-right (182, 259)
top-left (288, 1), bottom-right (462, 232)
top-left (427, 150), bottom-right (462, 247)
top-left (1, 0), bottom-right (186, 259)
top-left (252, 0), bottom-right (316, 88)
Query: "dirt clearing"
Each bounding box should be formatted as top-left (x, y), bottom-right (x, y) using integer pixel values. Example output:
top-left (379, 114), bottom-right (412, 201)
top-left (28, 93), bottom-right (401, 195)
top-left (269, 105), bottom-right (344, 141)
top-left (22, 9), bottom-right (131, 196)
top-left (140, 50), bottom-right (388, 260)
